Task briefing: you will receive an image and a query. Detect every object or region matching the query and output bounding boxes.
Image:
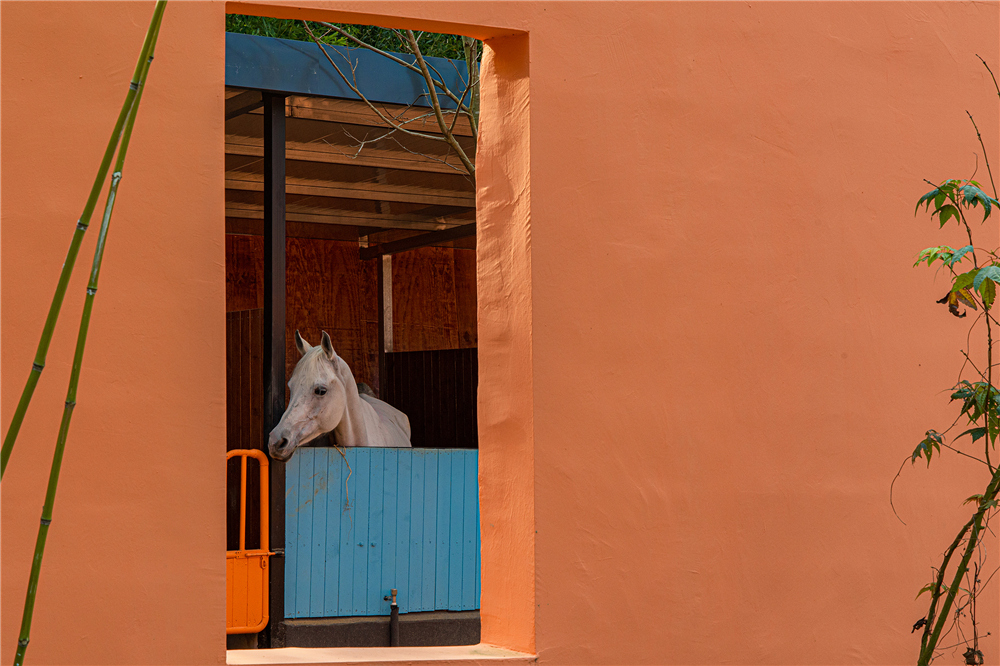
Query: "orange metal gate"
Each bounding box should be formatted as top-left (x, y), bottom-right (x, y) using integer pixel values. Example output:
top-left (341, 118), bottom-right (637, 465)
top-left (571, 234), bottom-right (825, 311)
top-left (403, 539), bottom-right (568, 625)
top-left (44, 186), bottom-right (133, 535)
top-left (226, 449), bottom-right (273, 634)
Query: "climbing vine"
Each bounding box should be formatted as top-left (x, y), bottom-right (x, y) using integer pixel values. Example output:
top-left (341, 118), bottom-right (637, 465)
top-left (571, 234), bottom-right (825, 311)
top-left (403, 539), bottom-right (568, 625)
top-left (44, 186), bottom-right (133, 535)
top-left (908, 59), bottom-right (1000, 666)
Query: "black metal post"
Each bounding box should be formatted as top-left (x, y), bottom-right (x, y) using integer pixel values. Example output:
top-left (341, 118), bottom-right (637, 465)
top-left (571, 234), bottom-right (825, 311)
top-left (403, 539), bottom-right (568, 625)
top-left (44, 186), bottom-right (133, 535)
top-left (387, 588), bottom-right (399, 646)
top-left (262, 92), bottom-right (287, 649)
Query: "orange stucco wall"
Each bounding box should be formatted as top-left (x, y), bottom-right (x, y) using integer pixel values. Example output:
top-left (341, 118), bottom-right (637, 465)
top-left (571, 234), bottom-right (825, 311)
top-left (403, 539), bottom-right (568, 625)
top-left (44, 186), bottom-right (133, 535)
top-left (3, 2), bottom-right (1000, 665)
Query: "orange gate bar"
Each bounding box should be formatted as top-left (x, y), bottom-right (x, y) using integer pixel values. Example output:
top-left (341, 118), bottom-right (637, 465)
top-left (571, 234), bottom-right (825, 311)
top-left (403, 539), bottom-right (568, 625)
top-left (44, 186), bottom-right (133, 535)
top-left (226, 449), bottom-right (273, 634)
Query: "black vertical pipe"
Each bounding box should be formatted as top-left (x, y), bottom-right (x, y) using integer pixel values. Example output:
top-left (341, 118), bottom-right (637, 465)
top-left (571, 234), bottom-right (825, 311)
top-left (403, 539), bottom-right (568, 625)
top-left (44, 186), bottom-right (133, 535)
top-left (262, 92), bottom-right (287, 648)
top-left (389, 588), bottom-right (399, 646)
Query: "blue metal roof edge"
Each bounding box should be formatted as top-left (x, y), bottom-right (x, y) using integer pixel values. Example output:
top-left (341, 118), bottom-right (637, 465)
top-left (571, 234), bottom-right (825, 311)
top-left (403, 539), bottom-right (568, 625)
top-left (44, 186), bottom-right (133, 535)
top-left (225, 32), bottom-right (469, 109)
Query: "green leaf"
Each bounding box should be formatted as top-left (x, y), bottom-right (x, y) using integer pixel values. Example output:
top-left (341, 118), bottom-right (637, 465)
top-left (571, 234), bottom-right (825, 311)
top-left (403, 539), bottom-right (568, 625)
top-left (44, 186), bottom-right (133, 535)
top-left (915, 246), bottom-right (954, 267)
top-left (960, 184), bottom-right (997, 219)
top-left (982, 278), bottom-right (996, 309)
top-left (972, 265), bottom-right (1000, 291)
top-left (959, 427), bottom-right (989, 444)
top-left (913, 430), bottom-right (943, 466)
top-left (916, 583), bottom-right (936, 599)
top-left (916, 188), bottom-right (942, 215)
top-left (947, 245), bottom-right (974, 266)
top-left (964, 494), bottom-right (985, 506)
top-left (953, 270), bottom-right (979, 290)
top-left (952, 380), bottom-right (975, 400)
top-left (934, 204), bottom-right (961, 227)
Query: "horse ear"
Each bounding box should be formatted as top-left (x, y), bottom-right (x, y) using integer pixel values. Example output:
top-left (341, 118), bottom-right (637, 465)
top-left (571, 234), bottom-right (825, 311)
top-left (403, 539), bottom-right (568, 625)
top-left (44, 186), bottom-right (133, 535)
top-left (295, 330), bottom-right (311, 356)
top-left (320, 330), bottom-right (336, 360)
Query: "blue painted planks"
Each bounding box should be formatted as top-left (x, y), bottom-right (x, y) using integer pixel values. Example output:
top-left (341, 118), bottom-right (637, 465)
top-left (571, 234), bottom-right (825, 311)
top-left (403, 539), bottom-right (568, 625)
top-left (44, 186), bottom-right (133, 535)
top-left (310, 448), bottom-right (329, 616)
top-left (462, 453), bottom-right (477, 610)
top-left (323, 452), bottom-right (345, 616)
top-left (286, 448), bottom-right (479, 618)
top-left (435, 453), bottom-right (452, 610)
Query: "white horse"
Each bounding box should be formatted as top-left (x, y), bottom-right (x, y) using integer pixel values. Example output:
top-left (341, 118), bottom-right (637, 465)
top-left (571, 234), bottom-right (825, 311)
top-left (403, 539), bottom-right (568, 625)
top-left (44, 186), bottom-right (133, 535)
top-left (267, 330), bottom-right (411, 462)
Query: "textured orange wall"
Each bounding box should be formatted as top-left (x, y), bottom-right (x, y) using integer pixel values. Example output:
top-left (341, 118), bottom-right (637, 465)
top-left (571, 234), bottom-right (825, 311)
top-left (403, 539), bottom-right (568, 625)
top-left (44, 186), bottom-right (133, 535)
top-left (4, 1), bottom-right (1000, 665)
top-left (0, 2), bottom-right (228, 664)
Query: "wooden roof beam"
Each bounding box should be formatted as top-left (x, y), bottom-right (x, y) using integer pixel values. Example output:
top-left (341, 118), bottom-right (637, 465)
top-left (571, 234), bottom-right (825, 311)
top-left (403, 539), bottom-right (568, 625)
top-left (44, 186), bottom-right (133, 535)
top-left (360, 223), bottom-right (476, 259)
top-left (226, 134), bottom-right (471, 176)
top-left (225, 172), bottom-right (474, 208)
top-left (225, 90), bottom-right (264, 120)
top-left (225, 201), bottom-right (471, 232)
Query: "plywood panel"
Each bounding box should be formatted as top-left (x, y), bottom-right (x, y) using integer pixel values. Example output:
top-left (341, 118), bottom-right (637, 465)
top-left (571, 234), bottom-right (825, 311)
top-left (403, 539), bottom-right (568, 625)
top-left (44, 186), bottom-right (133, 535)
top-left (226, 235), bottom-right (477, 399)
top-left (359, 257), bottom-right (380, 394)
top-left (453, 248), bottom-right (478, 349)
top-left (227, 235), bottom-right (264, 311)
top-left (286, 238), bottom-right (372, 387)
top-left (391, 247), bottom-right (459, 352)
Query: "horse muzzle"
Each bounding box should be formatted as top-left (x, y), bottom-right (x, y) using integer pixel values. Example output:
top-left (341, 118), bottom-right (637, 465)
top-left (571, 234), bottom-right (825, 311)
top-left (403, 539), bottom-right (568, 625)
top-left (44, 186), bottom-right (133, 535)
top-left (267, 431), bottom-right (294, 462)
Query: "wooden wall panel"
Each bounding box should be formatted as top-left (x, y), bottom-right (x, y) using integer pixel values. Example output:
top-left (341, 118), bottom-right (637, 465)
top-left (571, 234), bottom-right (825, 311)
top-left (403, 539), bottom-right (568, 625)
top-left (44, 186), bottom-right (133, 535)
top-left (226, 234), bottom-right (477, 395)
top-left (359, 257), bottom-right (381, 394)
top-left (453, 249), bottom-right (477, 348)
top-left (391, 247), bottom-right (459, 352)
top-left (286, 238), bottom-right (373, 387)
top-left (227, 309), bottom-right (264, 551)
top-left (384, 349), bottom-right (478, 449)
top-left (227, 234), bottom-right (264, 311)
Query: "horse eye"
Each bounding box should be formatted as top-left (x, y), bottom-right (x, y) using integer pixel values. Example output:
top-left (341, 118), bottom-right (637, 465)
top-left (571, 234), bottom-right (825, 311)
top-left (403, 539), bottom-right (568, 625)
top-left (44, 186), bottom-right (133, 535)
top-left (314, 386), bottom-right (327, 397)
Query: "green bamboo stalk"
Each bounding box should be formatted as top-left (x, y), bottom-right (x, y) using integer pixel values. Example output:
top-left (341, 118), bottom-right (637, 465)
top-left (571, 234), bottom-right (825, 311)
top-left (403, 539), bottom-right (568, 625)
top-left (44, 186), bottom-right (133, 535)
top-left (0, 0), bottom-right (167, 480)
top-left (12, 6), bottom-right (164, 664)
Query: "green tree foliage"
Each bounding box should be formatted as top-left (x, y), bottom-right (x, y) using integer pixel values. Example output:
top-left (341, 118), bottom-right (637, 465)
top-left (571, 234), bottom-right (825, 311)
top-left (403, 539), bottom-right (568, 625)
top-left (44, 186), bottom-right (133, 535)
top-left (225, 15), bottom-right (478, 63)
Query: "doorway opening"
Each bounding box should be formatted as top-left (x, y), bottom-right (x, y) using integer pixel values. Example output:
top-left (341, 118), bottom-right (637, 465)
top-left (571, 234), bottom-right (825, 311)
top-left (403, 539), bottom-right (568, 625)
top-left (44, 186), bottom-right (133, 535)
top-left (223, 15), bottom-right (482, 649)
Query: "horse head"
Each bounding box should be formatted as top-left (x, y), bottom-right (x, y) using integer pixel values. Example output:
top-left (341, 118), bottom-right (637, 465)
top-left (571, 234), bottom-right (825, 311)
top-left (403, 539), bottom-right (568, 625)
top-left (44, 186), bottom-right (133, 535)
top-left (267, 330), bottom-right (348, 462)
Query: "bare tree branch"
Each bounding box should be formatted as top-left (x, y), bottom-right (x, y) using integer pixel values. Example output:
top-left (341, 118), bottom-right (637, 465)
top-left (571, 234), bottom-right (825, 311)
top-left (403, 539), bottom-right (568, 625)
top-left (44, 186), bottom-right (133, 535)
top-left (314, 21), bottom-right (475, 117)
top-left (302, 21), bottom-right (476, 179)
top-left (404, 30), bottom-right (475, 176)
top-left (301, 21), bottom-right (451, 147)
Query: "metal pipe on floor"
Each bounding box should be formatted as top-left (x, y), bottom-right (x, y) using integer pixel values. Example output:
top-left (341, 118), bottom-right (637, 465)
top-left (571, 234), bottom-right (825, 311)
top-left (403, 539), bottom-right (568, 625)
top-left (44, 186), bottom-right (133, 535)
top-left (389, 589), bottom-right (399, 646)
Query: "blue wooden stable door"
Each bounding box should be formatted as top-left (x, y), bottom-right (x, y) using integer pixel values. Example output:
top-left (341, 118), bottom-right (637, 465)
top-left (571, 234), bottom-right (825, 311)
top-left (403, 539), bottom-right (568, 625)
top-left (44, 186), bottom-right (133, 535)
top-left (284, 448), bottom-right (481, 618)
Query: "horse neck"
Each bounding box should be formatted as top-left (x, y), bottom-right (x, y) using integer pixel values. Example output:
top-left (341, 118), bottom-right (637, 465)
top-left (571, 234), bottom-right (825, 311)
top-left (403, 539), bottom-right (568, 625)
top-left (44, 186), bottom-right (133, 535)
top-left (329, 356), bottom-right (369, 446)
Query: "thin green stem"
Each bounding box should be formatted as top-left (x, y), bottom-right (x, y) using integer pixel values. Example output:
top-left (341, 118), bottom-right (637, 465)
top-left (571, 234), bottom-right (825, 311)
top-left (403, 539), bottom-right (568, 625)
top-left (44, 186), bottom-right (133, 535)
top-left (12, 5), bottom-right (164, 664)
top-left (0, 0), bottom-right (167, 480)
top-left (919, 470), bottom-right (1000, 665)
top-left (920, 517), bottom-right (974, 654)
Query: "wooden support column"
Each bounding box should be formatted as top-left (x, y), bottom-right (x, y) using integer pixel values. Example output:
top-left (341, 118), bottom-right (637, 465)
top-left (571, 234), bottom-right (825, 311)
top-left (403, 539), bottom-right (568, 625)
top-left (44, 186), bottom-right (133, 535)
top-left (377, 254), bottom-right (393, 395)
top-left (262, 92), bottom-right (286, 648)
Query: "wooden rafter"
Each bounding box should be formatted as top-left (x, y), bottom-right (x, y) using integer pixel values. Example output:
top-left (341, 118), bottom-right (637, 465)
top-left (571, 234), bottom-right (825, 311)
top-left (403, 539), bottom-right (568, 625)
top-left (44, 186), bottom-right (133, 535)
top-left (360, 223), bottom-right (476, 259)
top-left (225, 201), bottom-right (470, 232)
top-left (224, 86), bottom-right (476, 235)
top-left (225, 172), bottom-right (474, 208)
top-left (226, 134), bottom-right (469, 176)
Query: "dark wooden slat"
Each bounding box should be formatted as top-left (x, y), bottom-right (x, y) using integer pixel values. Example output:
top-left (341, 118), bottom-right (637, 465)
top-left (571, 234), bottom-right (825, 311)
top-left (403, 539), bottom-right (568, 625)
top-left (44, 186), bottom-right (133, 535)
top-left (241, 311), bottom-right (252, 450)
top-left (382, 349), bottom-right (478, 449)
top-left (227, 313), bottom-right (240, 551)
top-left (251, 309), bottom-right (263, 449)
top-left (360, 224), bottom-right (476, 260)
top-left (226, 172), bottom-right (475, 208)
top-left (226, 89), bottom-right (264, 120)
top-left (227, 217), bottom-right (363, 241)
